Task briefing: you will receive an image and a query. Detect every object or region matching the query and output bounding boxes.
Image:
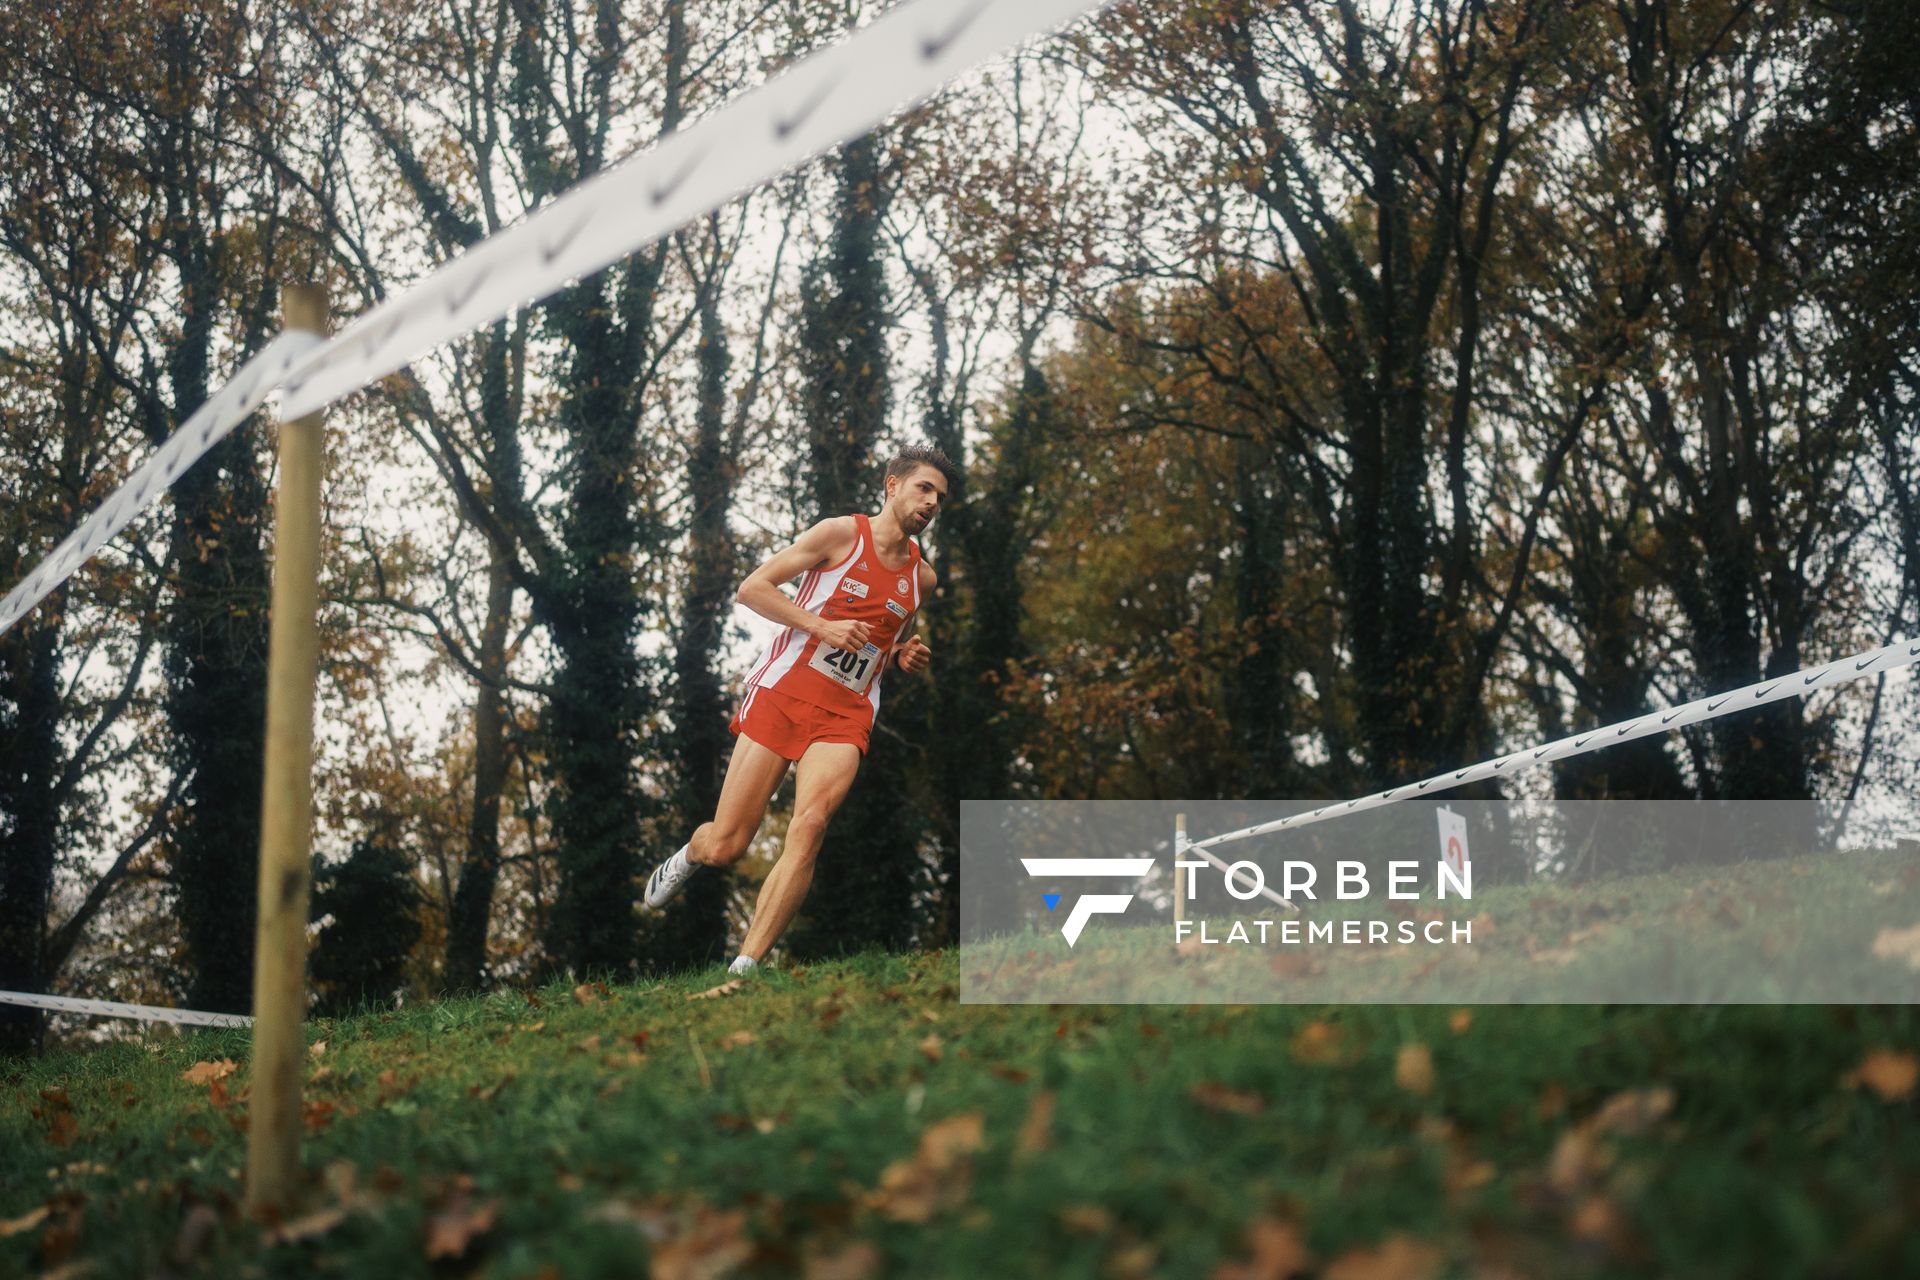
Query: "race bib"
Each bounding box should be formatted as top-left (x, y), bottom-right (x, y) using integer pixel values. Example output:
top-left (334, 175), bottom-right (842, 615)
top-left (809, 639), bottom-right (883, 693)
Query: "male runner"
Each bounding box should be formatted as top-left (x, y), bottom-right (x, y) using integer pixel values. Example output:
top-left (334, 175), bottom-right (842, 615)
top-left (642, 445), bottom-right (957, 974)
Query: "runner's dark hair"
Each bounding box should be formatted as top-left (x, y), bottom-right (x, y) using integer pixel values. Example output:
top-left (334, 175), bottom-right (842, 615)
top-left (885, 443), bottom-right (961, 491)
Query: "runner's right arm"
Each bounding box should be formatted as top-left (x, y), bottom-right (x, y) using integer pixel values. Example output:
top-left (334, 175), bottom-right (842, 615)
top-left (735, 517), bottom-right (871, 652)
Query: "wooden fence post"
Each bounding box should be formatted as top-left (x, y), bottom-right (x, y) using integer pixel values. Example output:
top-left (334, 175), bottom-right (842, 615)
top-left (246, 283), bottom-right (329, 1216)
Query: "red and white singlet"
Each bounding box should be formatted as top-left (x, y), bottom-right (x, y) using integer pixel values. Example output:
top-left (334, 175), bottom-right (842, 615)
top-left (740, 514), bottom-right (922, 730)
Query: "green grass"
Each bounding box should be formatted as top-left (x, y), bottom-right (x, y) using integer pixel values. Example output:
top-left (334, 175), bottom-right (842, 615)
top-left (4, 951), bottom-right (1919, 1276)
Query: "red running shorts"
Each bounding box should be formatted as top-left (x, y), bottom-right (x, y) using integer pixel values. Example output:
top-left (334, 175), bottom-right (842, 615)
top-left (730, 684), bottom-right (872, 761)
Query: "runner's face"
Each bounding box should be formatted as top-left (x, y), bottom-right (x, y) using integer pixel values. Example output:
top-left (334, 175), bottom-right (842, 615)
top-left (889, 465), bottom-right (948, 534)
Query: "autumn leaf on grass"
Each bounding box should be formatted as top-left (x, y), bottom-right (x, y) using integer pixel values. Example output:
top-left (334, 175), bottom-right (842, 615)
top-left (1547, 1087), bottom-right (1675, 1198)
top-left (573, 981), bottom-right (611, 1005)
top-left (803, 1239), bottom-right (883, 1280)
top-left (468, 1074), bottom-right (513, 1103)
top-left (649, 1204), bottom-right (755, 1280)
top-left (1189, 1081), bottom-right (1267, 1116)
top-left (1394, 1044), bottom-right (1434, 1097)
top-left (268, 1205), bottom-right (349, 1247)
top-left (1322, 1234), bottom-right (1442, 1280)
top-left (1289, 1020), bottom-right (1349, 1066)
top-left (1869, 923), bottom-right (1920, 971)
top-left (182, 1059), bottom-right (237, 1086)
top-left (0, 1205), bottom-right (50, 1238)
top-left (1211, 1215), bottom-right (1311, 1280)
top-left (424, 1191), bottom-right (500, 1260)
top-left (1014, 1090), bottom-right (1056, 1161)
top-left (918, 1032), bottom-right (943, 1063)
top-left (867, 1113), bottom-right (985, 1223)
top-left (688, 979), bottom-right (746, 1002)
top-left (43, 1111), bottom-right (78, 1148)
top-left (302, 1099), bottom-right (339, 1134)
top-left (719, 1030), bottom-right (757, 1050)
top-left (1843, 1049), bottom-right (1918, 1102)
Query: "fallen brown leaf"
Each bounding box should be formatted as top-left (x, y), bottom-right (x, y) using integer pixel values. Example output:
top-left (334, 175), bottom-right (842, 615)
top-left (1211, 1215), bottom-right (1310, 1280)
top-left (1322, 1234), bottom-right (1442, 1280)
top-left (1869, 923), bottom-right (1920, 970)
top-left (573, 981), bottom-right (609, 1005)
top-left (308, 1039), bottom-right (328, 1058)
top-left (1394, 1044), bottom-right (1435, 1097)
top-left (469, 1074), bottom-right (513, 1102)
top-left (688, 980), bottom-right (746, 1002)
top-left (803, 1239), bottom-right (882, 1280)
top-left (1056, 1204), bottom-right (1114, 1235)
top-left (867, 1113), bottom-right (985, 1223)
top-left (918, 1033), bottom-right (944, 1063)
top-left (650, 1204), bottom-right (754, 1280)
top-left (1014, 1090), bottom-right (1055, 1161)
top-left (1108, 1240), bottom-right (1160, 1278)
top-left (1548, 1087), bottom-right (1675, 1195)
top-left (1844, 1049), bottom-right (1918, 1102)
top-left (719, 1030), bottom-right (757, 1050)
top-left (302, 1099), bottom-right (339, 1134)
top-left (181, 1059), bottom-right (238, 1086)
top-left (268, 1205), bottom-right (349, 1246)
top-left (1567, 1194), bottom-right (1633, 1254)
top-left (1448, 1010), bottom-right (1472, 1036)
top-left (1289, 1020), bottom-right (1346, 1066)
top-left (424, 1193), bottom-right (500, 1260)
top-left (0, 1205), bottom-right (49, 1237)
top-left (1589, 1087), bottom-right (1674, 1135)
top-left (1189, 1081), bottom-right (1267, 1116)
top-left (44, 1112), bottom-right (78, 1148)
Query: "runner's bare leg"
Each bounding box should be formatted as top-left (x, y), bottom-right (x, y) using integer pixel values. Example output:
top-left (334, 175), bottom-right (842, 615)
top-left (738, 741), bottom-right (861, 960)
top-left (687, 734), bottom-right (792, 868)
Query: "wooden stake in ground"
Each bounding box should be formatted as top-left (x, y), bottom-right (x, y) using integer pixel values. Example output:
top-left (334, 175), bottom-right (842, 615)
top-left (246, 283), bottom-right (330, 1216)
top-left (1174, 812), bottom-right (1186, 935)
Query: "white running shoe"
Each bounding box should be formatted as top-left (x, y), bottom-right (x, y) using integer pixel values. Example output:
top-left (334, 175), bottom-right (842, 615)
top-left (728, 954), bottom-right (758, 976)
top-left (644, 845), bottom-right (698, 908)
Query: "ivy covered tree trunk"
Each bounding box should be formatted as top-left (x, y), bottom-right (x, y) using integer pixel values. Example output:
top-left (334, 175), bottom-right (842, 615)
top-left (151, 10), bottom-right (277, 1015)
top-left (540, 272), bottom-right (656, 981)
top-left (646, 286), bottom-right (735, 972)
top-left (785, 135), bottom-right (922, 958)
top-left (0, 614), bottom-right (60, 1056)
top-left (523, 0), bottom-right (687, 981)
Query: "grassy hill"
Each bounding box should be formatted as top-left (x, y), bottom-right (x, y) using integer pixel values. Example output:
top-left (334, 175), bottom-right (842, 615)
top-left (4, 934), bottom-right (1919, 1276)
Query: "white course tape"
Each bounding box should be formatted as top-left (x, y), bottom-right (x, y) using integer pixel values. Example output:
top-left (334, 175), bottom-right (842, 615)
top-left (0, 989), bottom-right (252, 1029)
top-left (0, 331), bottom-right (327, 640)
top-left (275, 0), bottom-right (1112, 421)
top-left (1189, 635), bottom-right (1920, 853)
top-left (0, 0), bottom-right (1113, 643)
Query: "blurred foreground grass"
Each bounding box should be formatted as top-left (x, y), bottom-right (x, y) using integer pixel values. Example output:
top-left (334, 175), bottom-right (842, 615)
top-left (2, 926), bottom-right (1917, 1277)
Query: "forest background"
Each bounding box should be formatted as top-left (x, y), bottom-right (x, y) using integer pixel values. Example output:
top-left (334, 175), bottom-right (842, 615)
top-left (2, 0), bottom-right (1916, 1054)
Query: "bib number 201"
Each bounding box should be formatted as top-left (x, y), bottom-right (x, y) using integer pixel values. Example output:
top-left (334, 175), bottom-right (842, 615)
top-left (809, 641), bottom-right (882, 693)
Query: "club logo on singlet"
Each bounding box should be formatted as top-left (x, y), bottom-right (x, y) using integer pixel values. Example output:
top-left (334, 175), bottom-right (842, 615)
top-left (896, 577), bottom-right (909, 595)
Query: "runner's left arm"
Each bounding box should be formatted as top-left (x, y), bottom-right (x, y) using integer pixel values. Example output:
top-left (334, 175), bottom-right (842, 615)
top-left (893, 562), bottom-right (937, 675)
